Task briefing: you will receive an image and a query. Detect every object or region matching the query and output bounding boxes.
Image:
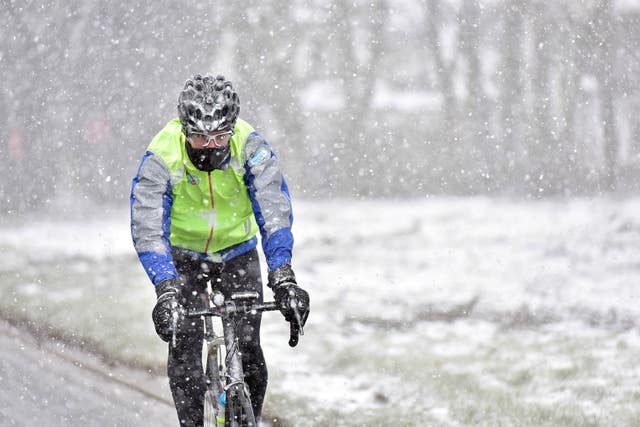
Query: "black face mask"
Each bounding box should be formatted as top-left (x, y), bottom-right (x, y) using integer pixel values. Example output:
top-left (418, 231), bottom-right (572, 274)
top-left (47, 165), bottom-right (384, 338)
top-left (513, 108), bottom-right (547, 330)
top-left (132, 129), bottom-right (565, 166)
top-left (185, 140), bottom-right (230, 172)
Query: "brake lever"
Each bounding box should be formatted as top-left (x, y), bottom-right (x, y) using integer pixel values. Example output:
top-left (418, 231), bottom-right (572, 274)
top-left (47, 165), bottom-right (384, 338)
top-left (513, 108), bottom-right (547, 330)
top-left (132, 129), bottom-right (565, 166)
top-left (287, 289), bottom-right (305, 336)
top-left (171, 310), bottom-right (178, 348)
top-left (170, 300), bottom-right (184, 348)
top-left (287, 298), bottom-right (305, 348)
top-left (288, 321), bottom-right (299, 347)
top-left (293, 305), bottom-right (304, 337)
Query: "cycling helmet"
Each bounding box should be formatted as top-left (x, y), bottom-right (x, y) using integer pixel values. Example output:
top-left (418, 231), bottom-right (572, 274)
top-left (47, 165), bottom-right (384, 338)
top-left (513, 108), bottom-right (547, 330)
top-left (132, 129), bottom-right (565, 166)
top-left (177, 74), bottom-right (240, 134)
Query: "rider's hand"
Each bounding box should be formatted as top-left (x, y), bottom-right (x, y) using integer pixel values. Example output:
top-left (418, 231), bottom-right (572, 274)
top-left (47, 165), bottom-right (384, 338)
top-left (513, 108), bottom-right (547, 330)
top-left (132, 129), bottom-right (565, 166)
top-left (152, 279), bottom-right (181, 342)
top-left (268, 264), bottom-right (310, 327)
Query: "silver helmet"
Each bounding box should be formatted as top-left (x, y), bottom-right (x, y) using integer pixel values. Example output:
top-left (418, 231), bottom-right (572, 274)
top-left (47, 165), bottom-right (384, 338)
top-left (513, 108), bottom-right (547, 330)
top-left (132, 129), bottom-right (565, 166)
top-left (177, 74), bottom-right (240, 134)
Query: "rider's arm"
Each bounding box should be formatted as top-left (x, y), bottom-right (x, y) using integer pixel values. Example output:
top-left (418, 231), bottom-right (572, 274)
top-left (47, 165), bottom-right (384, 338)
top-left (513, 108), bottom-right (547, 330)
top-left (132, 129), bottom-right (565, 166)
top-left (130, 151), bottom-right (178, 286)
top-left (243, 132), bottom-right (294, 272)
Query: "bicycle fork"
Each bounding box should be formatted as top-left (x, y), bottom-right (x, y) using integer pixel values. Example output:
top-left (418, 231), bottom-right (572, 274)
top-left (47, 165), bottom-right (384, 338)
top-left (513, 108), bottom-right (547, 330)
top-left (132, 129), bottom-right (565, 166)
top-left (221, 316), bottom-right (256, 426)
top-left (204, 316), bottom-right (226, 427)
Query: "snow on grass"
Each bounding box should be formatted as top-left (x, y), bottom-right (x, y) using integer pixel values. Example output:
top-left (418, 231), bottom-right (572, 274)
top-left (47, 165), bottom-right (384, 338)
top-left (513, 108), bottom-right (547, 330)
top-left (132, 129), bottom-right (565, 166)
top-left (1, 197), bottom-right (640, 425)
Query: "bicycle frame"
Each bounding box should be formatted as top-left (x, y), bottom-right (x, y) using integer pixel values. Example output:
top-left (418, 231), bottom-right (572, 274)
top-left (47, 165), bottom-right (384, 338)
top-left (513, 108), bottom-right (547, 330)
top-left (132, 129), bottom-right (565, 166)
top-left (187, 291), bottom-right (279, 427)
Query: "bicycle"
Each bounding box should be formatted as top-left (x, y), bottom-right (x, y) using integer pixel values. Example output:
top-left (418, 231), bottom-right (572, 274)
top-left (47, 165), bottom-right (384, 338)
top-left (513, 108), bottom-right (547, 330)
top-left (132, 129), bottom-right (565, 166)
top-left (182, 289), bottom-right (305, 427)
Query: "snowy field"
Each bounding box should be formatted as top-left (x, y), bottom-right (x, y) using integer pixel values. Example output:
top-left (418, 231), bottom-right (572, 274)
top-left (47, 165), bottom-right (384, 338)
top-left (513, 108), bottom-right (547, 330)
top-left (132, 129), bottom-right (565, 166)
top-left (1, 197), bottom-right (639, 426)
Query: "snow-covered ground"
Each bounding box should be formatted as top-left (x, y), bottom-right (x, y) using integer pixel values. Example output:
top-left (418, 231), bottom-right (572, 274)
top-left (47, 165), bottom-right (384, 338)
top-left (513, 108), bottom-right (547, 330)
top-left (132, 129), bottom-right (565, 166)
top-left (1, 197), bottom-right (639, 426)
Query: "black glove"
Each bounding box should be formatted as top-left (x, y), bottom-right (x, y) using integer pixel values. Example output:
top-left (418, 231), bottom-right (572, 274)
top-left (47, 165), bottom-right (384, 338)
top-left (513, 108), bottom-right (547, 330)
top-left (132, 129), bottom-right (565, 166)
top-left (151, 279), bottom-right (181, 342)
top-left (268, 264), bottom-right (310, 327)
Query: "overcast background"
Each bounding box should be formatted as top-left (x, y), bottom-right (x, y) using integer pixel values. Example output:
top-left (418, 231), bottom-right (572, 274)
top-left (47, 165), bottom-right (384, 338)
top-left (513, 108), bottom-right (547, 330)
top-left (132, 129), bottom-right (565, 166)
top-left (2, 0), bottom-right (640, 216)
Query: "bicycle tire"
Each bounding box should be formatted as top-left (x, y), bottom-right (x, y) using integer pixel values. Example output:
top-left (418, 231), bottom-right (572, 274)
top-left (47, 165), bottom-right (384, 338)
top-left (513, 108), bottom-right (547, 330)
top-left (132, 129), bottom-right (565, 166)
top-left (226, 386), bottom-right (256, 427)
top-left (204, 387), bottom-right (217, 427)
top-left (205, 339), bottom-right (226, 427)
top-left (225, 393), bottom-right (244, 427)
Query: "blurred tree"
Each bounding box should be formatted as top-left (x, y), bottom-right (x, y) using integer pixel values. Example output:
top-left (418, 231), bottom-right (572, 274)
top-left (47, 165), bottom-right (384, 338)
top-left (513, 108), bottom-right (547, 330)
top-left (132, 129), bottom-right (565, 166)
top-left (2, 1), bottom-right (58, 213)
top-left (527, 0), bottom-right (555, 196)
top-left (590, 0), bottom-right (619, 191)
top-left (424, 0), bottom-right (461, 192)
top-left (325, 0), bottom-right (389, 196)
top-left (551, 6), bottom-right (581, 194)
top-left (618, 9), bottom-right (640, 166)
top-left (459, 0), bottom-right (491, 193)
top-left (497, 0), bottom-right (529, 194)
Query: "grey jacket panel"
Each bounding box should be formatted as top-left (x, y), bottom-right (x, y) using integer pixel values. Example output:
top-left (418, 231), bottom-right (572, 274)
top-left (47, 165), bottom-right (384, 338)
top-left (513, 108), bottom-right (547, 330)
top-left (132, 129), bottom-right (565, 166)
top-left (131, 152), bottom-right (172, 254)
top-left (244, 134), bottom-right (292, 239)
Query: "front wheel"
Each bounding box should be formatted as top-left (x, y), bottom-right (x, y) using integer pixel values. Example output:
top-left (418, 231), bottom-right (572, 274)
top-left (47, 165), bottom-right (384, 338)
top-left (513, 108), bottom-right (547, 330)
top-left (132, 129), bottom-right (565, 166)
top-left (204, 388), bottom-right (219, 427)
top-left (204, 337), bottom-right (226, 427)
top-left (225, 394), bottom-right (243, 427)
top-left (225, 386), bottom-right (256, 427)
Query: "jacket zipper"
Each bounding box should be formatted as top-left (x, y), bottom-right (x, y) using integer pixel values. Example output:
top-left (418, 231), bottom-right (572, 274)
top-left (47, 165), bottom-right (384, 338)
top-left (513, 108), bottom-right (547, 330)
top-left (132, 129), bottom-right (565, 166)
top-left (203, 172), bottom-right (215, 252)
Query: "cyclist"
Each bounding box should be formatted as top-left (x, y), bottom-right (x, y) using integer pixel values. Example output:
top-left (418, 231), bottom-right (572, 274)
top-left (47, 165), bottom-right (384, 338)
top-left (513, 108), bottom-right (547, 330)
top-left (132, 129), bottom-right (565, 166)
top-left (130, 74), bottom-right (310, 426)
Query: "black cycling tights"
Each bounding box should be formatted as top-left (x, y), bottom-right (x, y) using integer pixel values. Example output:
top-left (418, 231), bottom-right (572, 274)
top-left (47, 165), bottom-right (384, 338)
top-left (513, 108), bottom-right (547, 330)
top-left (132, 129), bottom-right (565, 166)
top-left (168, 249), bottom-right (267, 427)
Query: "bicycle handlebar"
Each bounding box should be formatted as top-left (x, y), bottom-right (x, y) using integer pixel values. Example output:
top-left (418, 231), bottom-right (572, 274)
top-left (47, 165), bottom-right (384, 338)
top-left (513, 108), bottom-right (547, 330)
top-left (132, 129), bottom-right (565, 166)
top-left (186, 301), bottom-right (279, 318)
top-left (185, 299), bottom-right (304, 347)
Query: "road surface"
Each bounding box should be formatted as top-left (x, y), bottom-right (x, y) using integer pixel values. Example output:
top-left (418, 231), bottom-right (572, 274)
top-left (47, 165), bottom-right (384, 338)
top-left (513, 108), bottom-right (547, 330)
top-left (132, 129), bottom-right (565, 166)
top-left (0, 319), bottom-right (177, 426)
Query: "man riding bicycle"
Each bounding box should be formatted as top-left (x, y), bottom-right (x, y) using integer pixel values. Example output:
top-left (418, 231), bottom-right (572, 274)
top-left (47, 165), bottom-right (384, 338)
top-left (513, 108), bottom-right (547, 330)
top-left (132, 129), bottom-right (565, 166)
top-left (130, 74), bottom-right (310, 426)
